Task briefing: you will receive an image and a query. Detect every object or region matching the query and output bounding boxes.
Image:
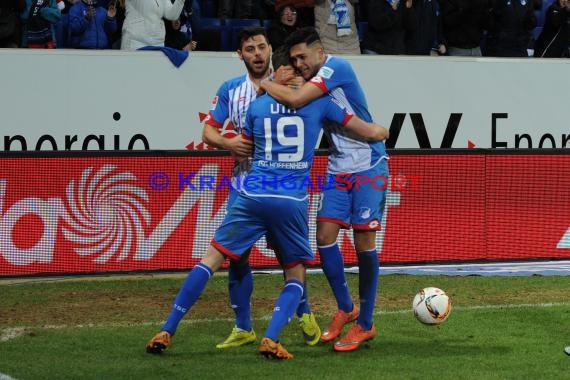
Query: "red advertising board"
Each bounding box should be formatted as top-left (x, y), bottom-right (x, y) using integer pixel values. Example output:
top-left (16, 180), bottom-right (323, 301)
top-left (1, 151), bottom-right (569, 277)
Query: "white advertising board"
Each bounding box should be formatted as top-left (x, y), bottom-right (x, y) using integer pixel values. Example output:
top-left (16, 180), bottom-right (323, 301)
top-left (1, 49), bottom-right (569, 151)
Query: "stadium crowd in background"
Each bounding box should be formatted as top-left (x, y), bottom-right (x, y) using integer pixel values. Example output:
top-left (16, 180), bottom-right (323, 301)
top-left (533, 0), bottom-right (570, 57)
top-left (267, 4), bottom-right (300, 50)
top-left (1, 0), bottom-right (569, 57)
top-left (68, 0), bottom-right (117, 49)
top-left (119, 0), bottom-right (185, 50)
top-left (313, 0), bottom-right (360, 54)
top-left (439, 0), bottom-right (490, 56)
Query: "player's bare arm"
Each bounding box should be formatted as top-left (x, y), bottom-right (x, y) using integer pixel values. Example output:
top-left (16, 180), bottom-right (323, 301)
top-left (202, 123), bottom-right (253, 156)
top-left (284, 74), bottom-right (306, 90)
top-left (344, 116), bottom-right (390, 142)
top-left (260, 75), bottom-right (323, 109)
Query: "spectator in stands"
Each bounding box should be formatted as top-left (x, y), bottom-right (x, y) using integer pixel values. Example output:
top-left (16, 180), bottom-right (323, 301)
top-left (362, 0), bottom-right (409, 55)
top-left (20, 0), bottom-right (61, 48)
top-left (218, 1), bottom-right (277, 22)
top-left (61, 0), bottom-right (75, 13)
top-left (120, 0), bottom-right (184, 50)
top-left (250, 0), bottom-right (275, 19)
top-left (179, 0), bottom-right (200, 44)
top-left (0, 0), bottom-right (25, 47)
top-left (69, 0), bottom-right (117, 48)
top-left (405, 0), bottom-right (446, 55)
top-left (268, 4), bottom-right (300, 50)
top-left (314, 0), bottom-right (360, 54)
top-left (165, 16), bottom-right (197, 50)
top-left (439, 0), bottom-right (492, 56)
top-left (485, 0), bottom-right (537, 57)
top-left (109, 0), bottom-right (124, 48)
top-left (218, 0), bottom-right (253, 19)
top-left (275, 0), bottom-right (315, 27)
top-left (533, 0), bottom-right (570, 57)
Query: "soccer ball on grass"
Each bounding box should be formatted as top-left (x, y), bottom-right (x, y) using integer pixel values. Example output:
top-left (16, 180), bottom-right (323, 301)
top-left (412, 287), bottom-right (451, 325)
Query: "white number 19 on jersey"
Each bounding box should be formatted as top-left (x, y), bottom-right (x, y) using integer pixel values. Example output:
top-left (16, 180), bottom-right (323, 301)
top-left (263, 116), bottom-right (305, 162)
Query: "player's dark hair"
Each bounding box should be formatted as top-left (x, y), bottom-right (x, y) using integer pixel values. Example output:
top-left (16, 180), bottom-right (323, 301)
top-left (237, 27), bottom-right (269, 50)
top-left (283, 27), bottom-right (321, 49)
top-left (271, 46), bottom-right (291, 69)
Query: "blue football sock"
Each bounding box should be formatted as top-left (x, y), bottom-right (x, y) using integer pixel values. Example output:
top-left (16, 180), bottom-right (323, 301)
top-left (318, 243), bottom-right (353, 312)
top-left (162, 263), bottom-right (213, 335)
top-left (356, 249), bottom-right (379, 330)
top-left (265, 279), bottom-right (304, 341)
top-left (295, 282), bottom-right (311, 317)
top-left (228, 260), bottom-right (253, 331)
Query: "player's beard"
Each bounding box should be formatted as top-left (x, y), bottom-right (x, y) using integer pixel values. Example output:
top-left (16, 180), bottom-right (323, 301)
top-left (296, 63), bottom-right (318, 81)
top-left (244, 58), bottom-right (270, 79)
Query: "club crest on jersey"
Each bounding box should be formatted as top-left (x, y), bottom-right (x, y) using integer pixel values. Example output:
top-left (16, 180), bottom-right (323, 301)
top-left (359, 207), bottom-right (371, 219)
top-left (317, 66), bottom-right (334, 79)
top-left (210, 96), bottom-right (219, 110)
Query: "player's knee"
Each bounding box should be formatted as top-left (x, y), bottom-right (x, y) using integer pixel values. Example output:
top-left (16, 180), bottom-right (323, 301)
top-left (284, 264), bottom-right (306, 283)
top-left (316, 222), bottom-right (341, 246)
top-left (316, 230), bottom-right (335, 246)
top-left (229, 258), bottom-right (251, 274)
top-left (353, 230), bottom-right (376, 252)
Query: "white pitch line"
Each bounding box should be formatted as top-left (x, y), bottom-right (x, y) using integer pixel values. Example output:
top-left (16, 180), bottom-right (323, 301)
top-left (0, 372), bottom-right (18, 380)
top-left (3, 260), bottom-right (570, 286)
top-left (378, 260), bottom-right (570, 270)
top-left (0, 328), bottom-right (26, 342)
top-left (1, 301), bottom-right (569, 343)
top-left (380, 301), bottom-right (570, 315)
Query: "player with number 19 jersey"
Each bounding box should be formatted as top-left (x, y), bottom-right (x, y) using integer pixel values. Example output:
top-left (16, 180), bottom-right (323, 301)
top-left (241, 94), bottom-right (352, 201)
top-left (211, 94), bottom-right (353, 265)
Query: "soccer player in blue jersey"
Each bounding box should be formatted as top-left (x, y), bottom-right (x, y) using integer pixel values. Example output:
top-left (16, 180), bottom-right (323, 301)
top-left (145, 48), bottom-right (389, 359)
top-left (160, 27), bottom-right (318, 351)
top-left (200, 27), bottom-right (272, 349)
top-left (260, 27), bottom-right (390, 352)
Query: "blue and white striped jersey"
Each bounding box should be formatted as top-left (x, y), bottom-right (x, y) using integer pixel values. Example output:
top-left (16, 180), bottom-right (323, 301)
top-left (204, 74), bottom-right (258, 134)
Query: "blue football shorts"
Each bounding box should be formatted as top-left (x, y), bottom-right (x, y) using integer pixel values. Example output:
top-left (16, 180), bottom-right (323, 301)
top-left (317, 159), bottom-right (388, 231)
top-left (212, 194), bottom-right (314, 267)
top-left (227, 186), bottom-right (277, 251)
top-left (227, 186), bottom-right (239, 210)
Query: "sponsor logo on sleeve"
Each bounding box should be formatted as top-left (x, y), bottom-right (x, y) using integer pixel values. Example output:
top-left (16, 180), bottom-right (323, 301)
top-left (317, 66), bottom-right (334, 79)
